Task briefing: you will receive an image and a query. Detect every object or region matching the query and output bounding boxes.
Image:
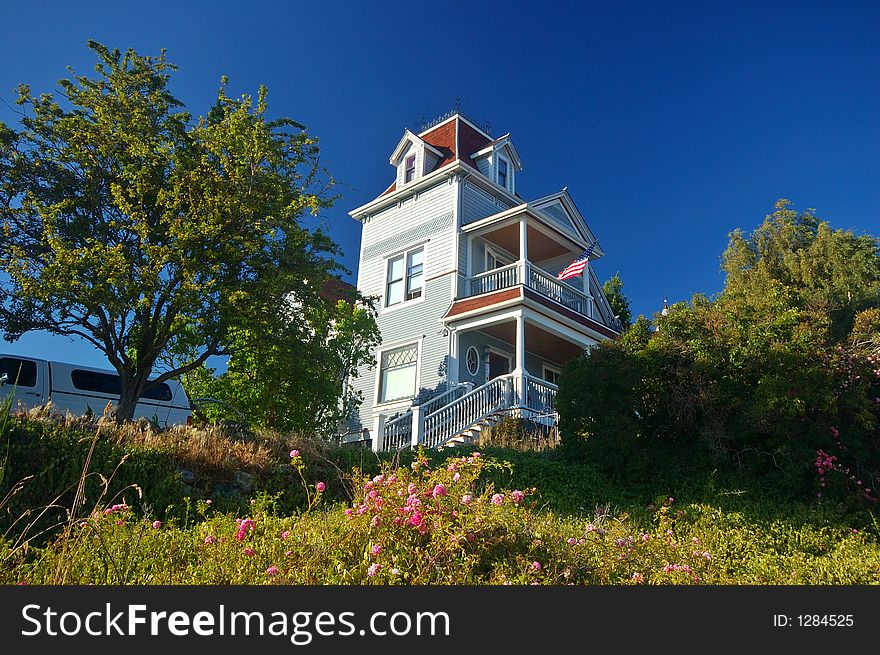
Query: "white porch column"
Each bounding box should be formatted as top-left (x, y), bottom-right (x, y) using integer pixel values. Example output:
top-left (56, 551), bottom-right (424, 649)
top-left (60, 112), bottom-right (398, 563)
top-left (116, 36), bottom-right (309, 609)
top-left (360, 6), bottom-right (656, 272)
top-left (411, 404), bottom-right (425, 448)
top-left (372, 413), bottom-right (386, 453)
top-left (448, 328), bottom-right (459, 385)
top-left (518, 216), bottom-right (528, 285)
top-left (514, 312), bottom-right (527, 409)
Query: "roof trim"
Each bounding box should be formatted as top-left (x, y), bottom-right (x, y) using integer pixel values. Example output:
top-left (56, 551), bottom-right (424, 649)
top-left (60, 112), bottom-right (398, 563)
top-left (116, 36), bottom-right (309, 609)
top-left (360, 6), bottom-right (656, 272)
top-left (389, 129), bottom-right (444, 165)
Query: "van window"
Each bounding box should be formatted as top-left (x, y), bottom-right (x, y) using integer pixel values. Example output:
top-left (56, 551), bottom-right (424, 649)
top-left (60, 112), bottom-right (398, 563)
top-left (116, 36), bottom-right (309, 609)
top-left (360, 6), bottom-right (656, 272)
top-left (0, 357), bottom-right (37, 388)
top-left (71, 370), bottom-right (173, 402)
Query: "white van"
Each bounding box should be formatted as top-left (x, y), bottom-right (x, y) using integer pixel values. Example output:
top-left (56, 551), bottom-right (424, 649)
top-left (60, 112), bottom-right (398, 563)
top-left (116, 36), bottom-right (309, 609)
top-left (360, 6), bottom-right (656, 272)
top-left (0, 354), bottom-right (192, 427)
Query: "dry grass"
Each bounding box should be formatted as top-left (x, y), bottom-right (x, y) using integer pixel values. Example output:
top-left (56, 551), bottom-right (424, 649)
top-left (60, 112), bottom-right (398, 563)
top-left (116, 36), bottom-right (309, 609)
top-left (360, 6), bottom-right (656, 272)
top-left (14, 402), bottom-right (327, 480)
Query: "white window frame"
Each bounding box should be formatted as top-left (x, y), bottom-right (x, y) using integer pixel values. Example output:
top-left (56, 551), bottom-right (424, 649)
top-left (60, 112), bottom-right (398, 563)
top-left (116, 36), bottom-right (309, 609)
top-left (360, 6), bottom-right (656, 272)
top-left (486, 347), bottom-right (512, 380)
top-left (542, 363), bottom-right (562, 386)
top-left (383, 243), bottom-right (426, 311)
top-left (497, 155), bottom-right (510, 191)
top-left (465, 346), bottom-right (480, 376)
top-left (404, 152), bottom-right (417, 184)
top-left (484, 244), bottom-right (514, 272)
top-left (374, 339), bottom-right (423, 407)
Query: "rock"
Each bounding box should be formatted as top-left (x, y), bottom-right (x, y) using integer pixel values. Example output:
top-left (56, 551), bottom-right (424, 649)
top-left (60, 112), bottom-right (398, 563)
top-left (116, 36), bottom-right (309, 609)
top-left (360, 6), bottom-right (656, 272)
top-left (233, 470), bottom-right (254, 493)
top-left (179, 469), bottom-right (196, 486)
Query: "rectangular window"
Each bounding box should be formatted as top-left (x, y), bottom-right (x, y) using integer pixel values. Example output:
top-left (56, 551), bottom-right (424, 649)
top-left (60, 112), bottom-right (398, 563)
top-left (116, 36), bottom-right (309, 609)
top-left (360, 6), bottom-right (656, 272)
top-left (543, 365), bottom-right (561, 386)
top-left (385, 246), bottom-right (424, 307)
top-left (71, 369), bottom-right (173, 402)
top-left (378, 343), bottom-right (418, 403)
top-left (497, 157), bottom-right (508, 189)
top-left (404, 154), bottom-right (416, 183)
top-left (0, 357), bottom-right (37, 388)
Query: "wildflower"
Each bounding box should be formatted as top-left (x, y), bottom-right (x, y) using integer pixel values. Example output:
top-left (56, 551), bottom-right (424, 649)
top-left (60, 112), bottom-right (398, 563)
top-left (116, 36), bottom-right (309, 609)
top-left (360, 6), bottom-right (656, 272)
top-left (461, 494), bottom-right (473, 505)
top-left (472, 452), bottom-right (481, 458)
top-left (79, 521), bottom-right (88, 529)
top-left (531, 561), bottom-right (542, 571)
top-left (432, 484), bottom-right (447, 498)
top-left (289, 449), bottom-right (300, 458)
top-left (491, 493), bottom-right (504, 505)
top-left (407, 483), bottom-right (417, 495)
top-left (368, 563), bottom-right (381, 577)
top-left (116, 519), bottom-right (124, 526)
top-left (453, 472), bottom-right (461, 483)
top-left (567, 537), bottom-right (577, 546)
top-left (371, 544), bottom-right (382, 556)
top-left (243, 547), bottom-right (255, 557)
top-left (285, 550), bottom-right (293, 556)
top-left (281, 530), bottom-right (291, 540)
top-left (205, 499), bottom-right (212, 506)
top-left (316, 482), bottom-right (326, 492)
top-left (204, 535), bottom-right (216, 545)
top-left (345, 508), bottom-right (354, 519)
top-left (511, 490), bottom-right (525, 504)
top-left (391, 568), bottom-right (400, 575)
top-left (371, 515), bottom-right (381, 528)
top-left (632, 572), bottom-right (644, 583)
top-left (266, 566), bottom-right (280, 576)
top-left (152, 520), bottom-right (162, 529)
top-left (691, 536), bottom-right (700, 544)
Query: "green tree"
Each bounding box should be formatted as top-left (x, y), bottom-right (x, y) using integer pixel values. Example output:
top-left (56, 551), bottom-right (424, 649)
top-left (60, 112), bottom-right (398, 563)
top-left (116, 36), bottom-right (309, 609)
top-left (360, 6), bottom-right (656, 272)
top-left (0, 42), bottom-right (346, 422)
top-left (560, 200), bottom-right (880, 499)
top-left (602, 272), bottom-right (632, 330)
top-left (183, 289), bottom-right (380, 435)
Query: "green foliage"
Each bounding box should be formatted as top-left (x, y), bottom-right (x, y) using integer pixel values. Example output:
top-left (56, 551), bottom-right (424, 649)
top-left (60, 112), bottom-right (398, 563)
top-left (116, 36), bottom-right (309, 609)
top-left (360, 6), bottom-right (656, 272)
top-left (183, 294), bottom-right (380, 435)
top-left (602, 272), bottom-right (633, 329)
top-left (4, 455), bottom-right (879, 585)
top-left (0, 41), bottom-right (350, 422)
top-left (560, 200), bottom-right (880, 501)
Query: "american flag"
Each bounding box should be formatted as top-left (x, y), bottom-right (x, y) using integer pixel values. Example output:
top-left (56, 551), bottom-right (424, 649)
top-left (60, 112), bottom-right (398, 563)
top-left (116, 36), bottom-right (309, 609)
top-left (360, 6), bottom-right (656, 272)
top-left (556, 242), bottom-right (598, 280)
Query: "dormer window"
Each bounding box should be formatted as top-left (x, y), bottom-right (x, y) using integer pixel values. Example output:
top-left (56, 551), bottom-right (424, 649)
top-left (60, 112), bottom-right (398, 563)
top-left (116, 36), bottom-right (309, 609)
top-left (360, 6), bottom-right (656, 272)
top-left (404, 154), bottom-right (416, 184)
top-left (497, 157), bottom-right (509, 190)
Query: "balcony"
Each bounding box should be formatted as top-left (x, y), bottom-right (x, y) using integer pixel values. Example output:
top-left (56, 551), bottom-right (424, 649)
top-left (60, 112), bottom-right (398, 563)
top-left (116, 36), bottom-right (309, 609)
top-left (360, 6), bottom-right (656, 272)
top-left (464, 261), bottom-right (595, 320)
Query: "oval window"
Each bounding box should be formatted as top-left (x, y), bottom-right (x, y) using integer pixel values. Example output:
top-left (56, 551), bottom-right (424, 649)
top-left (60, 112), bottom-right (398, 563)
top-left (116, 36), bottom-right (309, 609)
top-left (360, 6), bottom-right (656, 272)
top-left (466, 346), bottom-right (480, 376)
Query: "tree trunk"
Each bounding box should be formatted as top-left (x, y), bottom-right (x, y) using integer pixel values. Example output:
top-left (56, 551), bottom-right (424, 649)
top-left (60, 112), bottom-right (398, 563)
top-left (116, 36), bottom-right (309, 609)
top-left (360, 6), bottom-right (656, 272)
top-left (116, 370), bottom-right (149, 424)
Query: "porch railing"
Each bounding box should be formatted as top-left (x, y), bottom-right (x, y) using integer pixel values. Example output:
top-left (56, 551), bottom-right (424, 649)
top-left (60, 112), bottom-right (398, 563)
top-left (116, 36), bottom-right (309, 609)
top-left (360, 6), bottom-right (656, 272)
top-left (417, 382), bottom-right (473, 416)
top-left (380, 410), bottom-right (413, 451)
top-left (524, 375), bottom-right (558, 414)
top-left (468, 262), bottom-right (520, 297)
top-left (525, 263), bottom-right (593, 318)
top-left (463, 261), bottom-right (594, 320)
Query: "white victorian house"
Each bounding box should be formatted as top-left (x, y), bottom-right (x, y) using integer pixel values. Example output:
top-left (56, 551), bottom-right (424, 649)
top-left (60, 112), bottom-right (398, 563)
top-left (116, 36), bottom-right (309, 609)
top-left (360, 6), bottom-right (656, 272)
top-left (347, 112), bottom-right (620, 451)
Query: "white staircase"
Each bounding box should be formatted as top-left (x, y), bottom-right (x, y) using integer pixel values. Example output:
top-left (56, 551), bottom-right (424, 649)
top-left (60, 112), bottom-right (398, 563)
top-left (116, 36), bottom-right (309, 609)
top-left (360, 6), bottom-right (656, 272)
top-left (372, 373), bottom-right (558, 452)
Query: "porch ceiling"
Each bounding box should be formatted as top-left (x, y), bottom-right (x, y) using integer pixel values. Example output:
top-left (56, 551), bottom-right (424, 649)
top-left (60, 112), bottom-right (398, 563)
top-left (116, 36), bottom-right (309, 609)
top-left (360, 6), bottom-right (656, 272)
top-left (479, 321), bottom-right (586, 365)
top-left (482, 224), bottom-right (574, 264)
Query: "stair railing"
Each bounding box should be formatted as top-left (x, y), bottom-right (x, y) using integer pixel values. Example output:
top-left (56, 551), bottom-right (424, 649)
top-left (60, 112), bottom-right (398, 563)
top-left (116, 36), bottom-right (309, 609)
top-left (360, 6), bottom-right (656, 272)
top-left (421, 374), bottom-right (514, 448)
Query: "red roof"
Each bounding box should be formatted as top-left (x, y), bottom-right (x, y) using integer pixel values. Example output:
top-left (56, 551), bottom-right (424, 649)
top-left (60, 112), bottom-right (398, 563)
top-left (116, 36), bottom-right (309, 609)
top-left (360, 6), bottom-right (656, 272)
top-left (378, 116), bottom-right (492, 197)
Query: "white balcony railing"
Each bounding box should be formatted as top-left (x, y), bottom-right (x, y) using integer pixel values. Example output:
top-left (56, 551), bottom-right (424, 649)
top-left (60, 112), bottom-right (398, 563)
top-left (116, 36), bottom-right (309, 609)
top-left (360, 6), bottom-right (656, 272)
top-left (463, 261), bottom-right (594, 319)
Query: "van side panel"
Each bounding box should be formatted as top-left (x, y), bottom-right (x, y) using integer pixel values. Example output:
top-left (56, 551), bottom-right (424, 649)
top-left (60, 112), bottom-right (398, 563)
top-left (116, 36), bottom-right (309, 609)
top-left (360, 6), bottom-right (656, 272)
top-left (0, 356), bottom-right (47, 412)
top-left (47, 362), bottom-right (190, 427)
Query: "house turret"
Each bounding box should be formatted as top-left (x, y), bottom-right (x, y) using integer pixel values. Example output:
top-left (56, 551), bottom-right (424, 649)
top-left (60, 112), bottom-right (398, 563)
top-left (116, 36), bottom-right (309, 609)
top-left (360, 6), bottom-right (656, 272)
top-left (347, 111), bottom-right (621, 451)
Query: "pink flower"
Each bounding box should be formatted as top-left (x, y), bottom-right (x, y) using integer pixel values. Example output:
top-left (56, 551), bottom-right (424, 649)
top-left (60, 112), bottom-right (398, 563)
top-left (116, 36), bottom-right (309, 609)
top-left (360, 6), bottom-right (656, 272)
top-left (511, 490), bottom-right (525, 504)
top-left (472, 452), bottom-right (481, 458)
top-left (567, 537), bottom-right (576, 545)
top-left (491, 493), bottom-right (504, 505)
top-left (204, 535), bottom-right (216, 545)
top-left (632, 572), bottom-right (644, 583)
top-left (243, 547), bottom-right (255, 557)
top-left (461, 494), bottom-right (473, 505)
top-left (316, 482), bottom-right (326, 492)
top-left (407, 483), bottom-right (417, 495)
top-left (266, 566), bottom-right (279, 576)
top-left (368, 563), bottom-right (381, 577)
top-left (371, 544), bottom-right (382, 556)
top-left (205, 499), bottom-right (212, 506)
top-left (453, 472), bottom-right (461, 483)
top-left (531, 561), bottom-right (542, 571)
top-left (285, 550), bottom-right (293, 556)
top-left (371, 515), bottom-right (381, 528)
top-left (152, 520), bottom-right (162, 529)
top-left (289, 449), bottom-right (300, 458)
top-left (432, 484), bottom-right (447, 498)
top-left (281, 530), bottom-right (291, 540)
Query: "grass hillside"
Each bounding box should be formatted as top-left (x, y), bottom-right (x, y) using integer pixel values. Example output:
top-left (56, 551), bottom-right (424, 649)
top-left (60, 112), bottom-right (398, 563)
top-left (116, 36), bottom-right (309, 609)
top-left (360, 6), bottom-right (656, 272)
top-left (1, 409), bottom-right (878, 584)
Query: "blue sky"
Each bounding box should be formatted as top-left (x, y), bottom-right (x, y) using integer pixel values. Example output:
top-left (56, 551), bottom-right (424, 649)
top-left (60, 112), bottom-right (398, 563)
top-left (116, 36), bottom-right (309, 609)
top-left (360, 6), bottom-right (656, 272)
top-left (2, 0), bottom-right (878, 370)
